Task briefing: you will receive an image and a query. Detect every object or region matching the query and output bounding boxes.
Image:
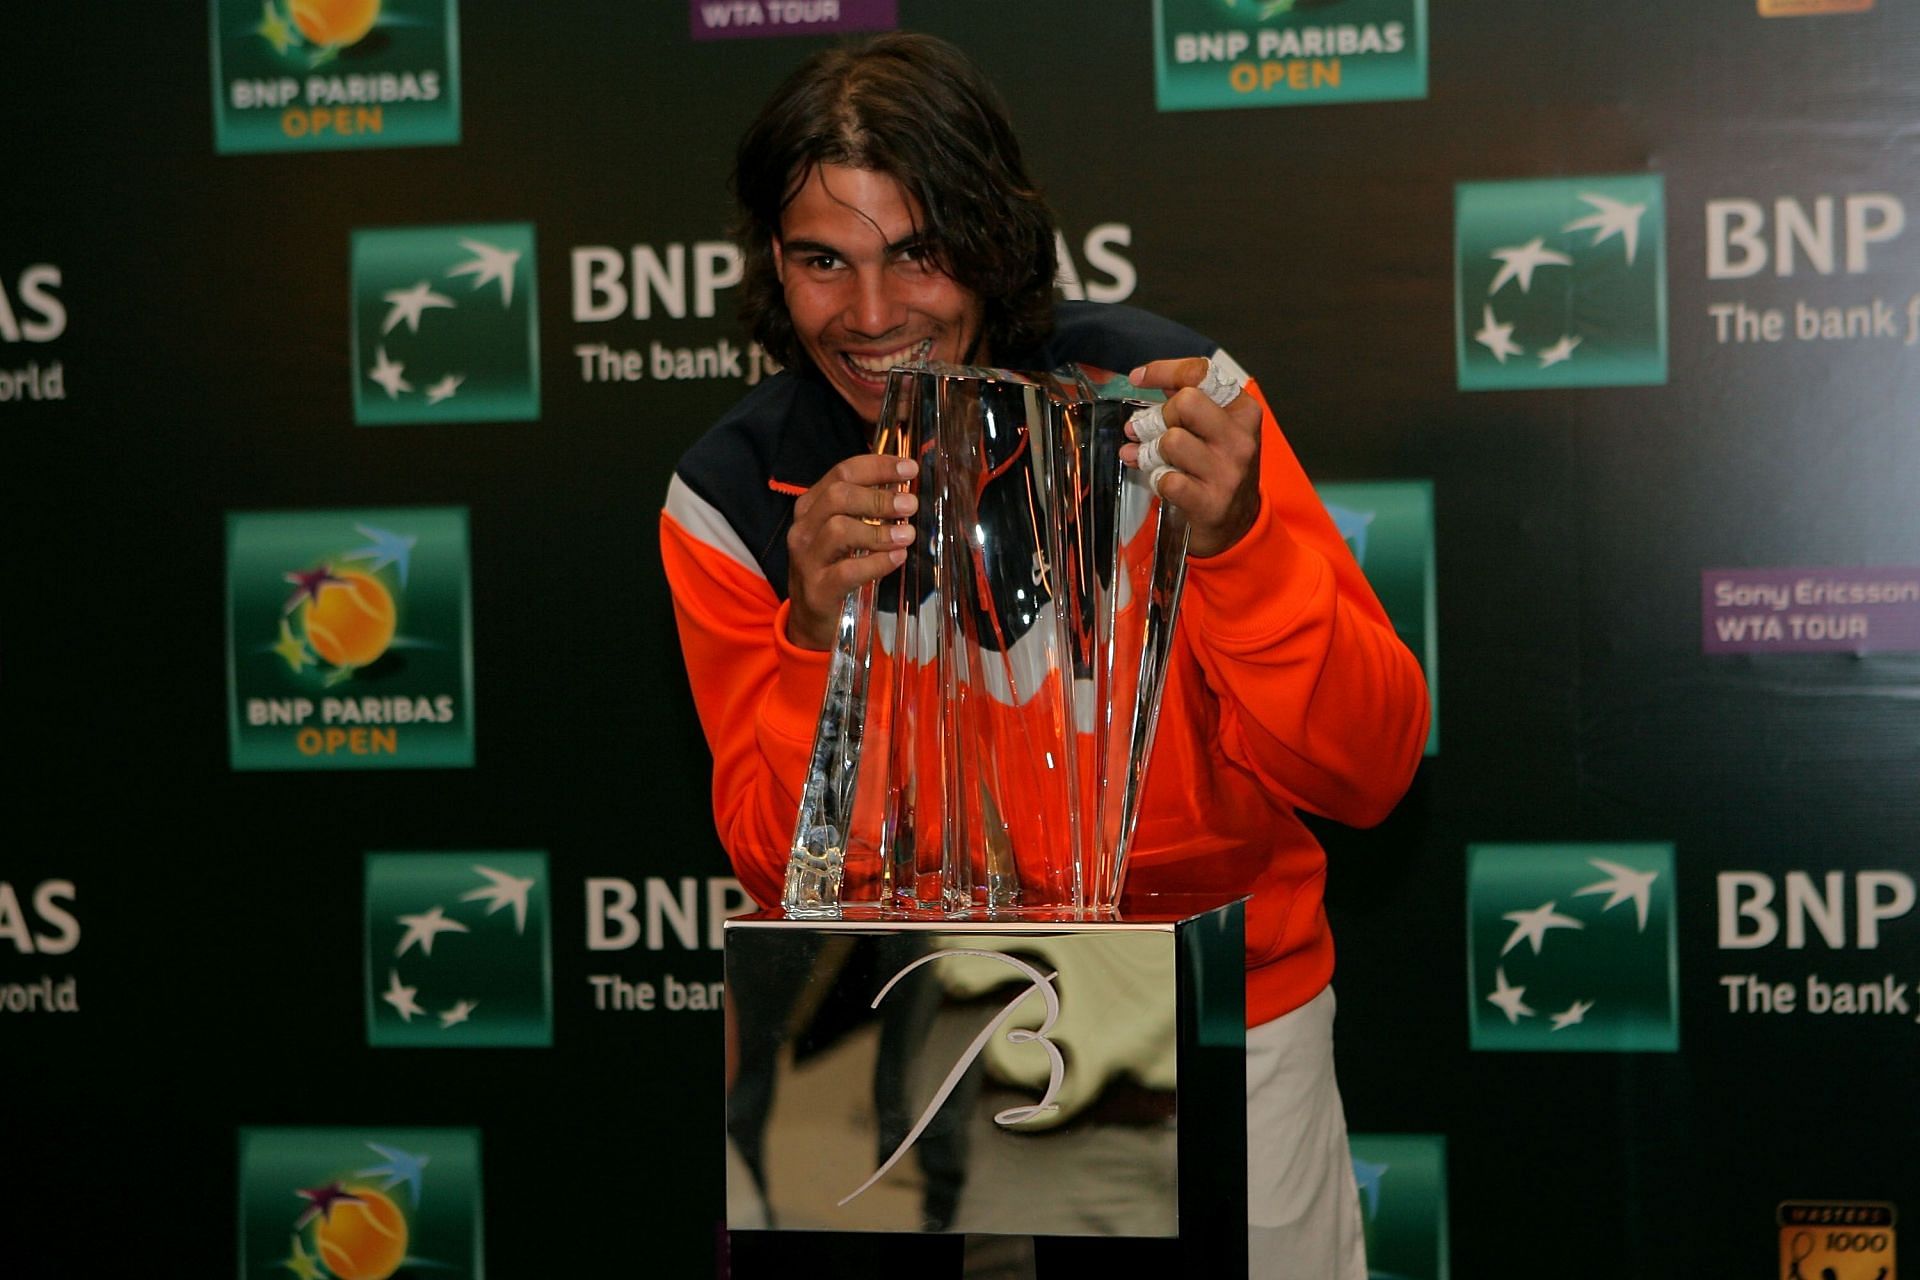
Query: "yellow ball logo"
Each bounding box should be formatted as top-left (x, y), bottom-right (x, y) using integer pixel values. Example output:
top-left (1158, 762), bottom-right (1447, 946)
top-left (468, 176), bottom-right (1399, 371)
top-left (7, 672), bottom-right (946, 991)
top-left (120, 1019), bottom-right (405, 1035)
top-left (313, 1187), bottom-right (409, 1280)
top-left (289, 0), bottom-right (381, 48)
top-left (301, 568), bottom-right (397, 669)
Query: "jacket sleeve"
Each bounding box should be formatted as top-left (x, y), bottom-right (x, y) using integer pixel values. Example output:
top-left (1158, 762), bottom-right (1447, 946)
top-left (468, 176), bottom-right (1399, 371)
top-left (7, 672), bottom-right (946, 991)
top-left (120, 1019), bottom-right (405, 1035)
top-left (660, 484), bottom-right (830, 909)
top-left (1177, 374), bottom-right (1430, 828)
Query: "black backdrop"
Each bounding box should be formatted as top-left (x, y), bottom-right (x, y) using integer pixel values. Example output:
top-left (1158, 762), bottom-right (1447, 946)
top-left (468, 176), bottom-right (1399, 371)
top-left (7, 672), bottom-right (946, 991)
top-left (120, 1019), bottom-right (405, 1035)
top-left (5, 2), bottom-right (1920, 1276)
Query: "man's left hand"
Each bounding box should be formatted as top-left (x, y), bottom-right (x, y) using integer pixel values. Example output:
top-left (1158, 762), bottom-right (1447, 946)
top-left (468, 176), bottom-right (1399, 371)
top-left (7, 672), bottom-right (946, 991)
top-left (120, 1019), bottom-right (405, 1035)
top-left (1122, 356), bottom-right (1262, 558)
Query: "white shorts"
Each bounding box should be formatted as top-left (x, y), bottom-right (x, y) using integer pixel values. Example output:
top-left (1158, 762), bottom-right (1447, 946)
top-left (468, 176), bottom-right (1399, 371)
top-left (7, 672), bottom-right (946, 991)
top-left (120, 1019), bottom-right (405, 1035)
top-left (1245, 986), bottom-right (1367, 1280)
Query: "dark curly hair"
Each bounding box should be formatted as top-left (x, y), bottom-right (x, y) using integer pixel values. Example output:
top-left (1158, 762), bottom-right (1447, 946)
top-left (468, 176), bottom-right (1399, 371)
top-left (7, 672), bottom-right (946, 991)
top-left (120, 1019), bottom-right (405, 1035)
top-left (732, 33), bottom-right (1059, 371)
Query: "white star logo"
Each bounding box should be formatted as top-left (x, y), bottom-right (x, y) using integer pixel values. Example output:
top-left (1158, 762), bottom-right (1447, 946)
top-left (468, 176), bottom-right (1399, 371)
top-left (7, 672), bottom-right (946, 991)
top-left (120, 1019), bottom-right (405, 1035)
top-left (1575, 858), bottom-right (1659, 931)
top-left (1563, 193), bottom-right (1647, 266)
top-left (381, 969), bottom-right (424, 1022)
top-left (395, 905), bottom-right (470, 958)
top-left (1550, 999), bottom-right (1595, 1031)
top-left (381, 280), bottom-right (456, 335)
top-left (1488, 237), bottom-right (1573, 295)
top-left (459, 864), bottom-right (537, 933)
top-left (424, 373), bottom-right (466, 405)
top-left (1486, 967), bottom-right (1535, 1024)
top-left (439, 999), bottom-right (479, 1029)
top-left (1537, 334), bottom-right (1583, 367)
top-left (447, 238), bottom-right (521, 308)
top-left (366, 346), bottom-right (411, 399)
top-left (1499, 901), bottom-right (1585, 956)
top-left (1474, 305), bottom-right (1523, 363)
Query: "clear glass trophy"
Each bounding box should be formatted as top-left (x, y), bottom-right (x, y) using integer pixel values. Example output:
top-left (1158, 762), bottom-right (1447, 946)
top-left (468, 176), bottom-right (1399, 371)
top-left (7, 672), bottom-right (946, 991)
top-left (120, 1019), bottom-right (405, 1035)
top-left (784, 362), bottom-right (1191, 918)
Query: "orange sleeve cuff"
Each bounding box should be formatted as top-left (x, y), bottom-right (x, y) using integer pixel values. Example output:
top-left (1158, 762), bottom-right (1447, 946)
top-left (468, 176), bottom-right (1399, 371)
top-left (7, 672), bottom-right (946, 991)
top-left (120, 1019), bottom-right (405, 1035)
top-left (764, 599), bottom-right (833, 747)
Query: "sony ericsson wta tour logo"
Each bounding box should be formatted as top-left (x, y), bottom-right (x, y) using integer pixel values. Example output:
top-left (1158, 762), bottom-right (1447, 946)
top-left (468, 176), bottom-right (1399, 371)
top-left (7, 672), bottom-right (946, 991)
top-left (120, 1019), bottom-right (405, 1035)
top-left (1455, 175), bottom-right (1668, 391)
top-left (352, 224), bottom-right (539, 426)
top-left (238, 1127), bottom-right (482, 1280)
top-left (226, 507), bottom-right (474, 769)
top-left (1318, 480), bottom-right (1437, 756)
top-left (1466, 843), bottom-right (1679, 1052)
top-left (211, 0), bottom-right (460, 154)
top-left (364, 852), bottom-right (551, 1048)
top-left (1348, 1134), bottom-right (1449, 1280)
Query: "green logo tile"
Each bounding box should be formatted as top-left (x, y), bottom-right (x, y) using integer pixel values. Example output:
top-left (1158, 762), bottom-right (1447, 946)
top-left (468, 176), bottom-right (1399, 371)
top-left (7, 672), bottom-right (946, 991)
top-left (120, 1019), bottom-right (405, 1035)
top-left (1467, 843), bottom-right (1679, 1052)
top-left (226, 507), bottom-right (474, 769)
top-left (1455, 175), bottom-right (1668, 390)
top-left (210, 0), bottom-right (461, 154)
top-left (237, 1126), bottom-right (482, 1279)
top-left (1153, 0), bottom-right (1427, 111)
top-left (1351, 1133), bottom-right (1449, 1280)
top-left (351, 223), bottom-right (539, 426)
top-left (1318, 480), bottom-right (1437, 756)
top-left (365, 852), bottom-right (551, 1048)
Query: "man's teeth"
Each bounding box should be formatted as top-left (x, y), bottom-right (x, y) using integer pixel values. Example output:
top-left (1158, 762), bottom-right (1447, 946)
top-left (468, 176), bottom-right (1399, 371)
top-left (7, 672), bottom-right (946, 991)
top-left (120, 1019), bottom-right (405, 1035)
top-left (845, 341), bottom-right (931, 374)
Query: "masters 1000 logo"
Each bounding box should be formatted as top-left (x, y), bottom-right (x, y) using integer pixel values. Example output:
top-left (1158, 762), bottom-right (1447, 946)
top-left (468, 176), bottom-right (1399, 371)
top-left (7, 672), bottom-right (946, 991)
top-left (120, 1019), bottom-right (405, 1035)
top-left (210, 0), bottom-right (461, 154)
top-left (226, 508), bottom-right (474, 769)
top-left (238, 1127), bottom-right (482, 1280)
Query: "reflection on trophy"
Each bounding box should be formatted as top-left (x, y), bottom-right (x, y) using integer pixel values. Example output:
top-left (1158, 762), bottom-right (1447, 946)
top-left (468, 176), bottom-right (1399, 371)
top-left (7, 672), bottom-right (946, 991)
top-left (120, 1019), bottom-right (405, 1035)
top-left (785, 362), bottom-right (1191, 917)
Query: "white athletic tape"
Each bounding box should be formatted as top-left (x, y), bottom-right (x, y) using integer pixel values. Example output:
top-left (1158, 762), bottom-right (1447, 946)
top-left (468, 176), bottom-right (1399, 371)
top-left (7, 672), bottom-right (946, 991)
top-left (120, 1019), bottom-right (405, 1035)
top-left (1135, 434), bottom-right (1166, 474)
top-left (1125, 357), bottom-right (1243, 483)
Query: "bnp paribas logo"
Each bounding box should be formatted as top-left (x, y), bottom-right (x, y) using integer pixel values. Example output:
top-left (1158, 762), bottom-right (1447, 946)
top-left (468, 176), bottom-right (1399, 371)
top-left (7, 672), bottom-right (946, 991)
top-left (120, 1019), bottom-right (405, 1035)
top-left (1153, 0), bottom-right (1428, 112)
top-left (226, 507), bottom-right (474, 770)
top-left (1455, 175), bottom-right (1667, 391)
top-left (1466, 843), bottom-right (1678, 1052)
top-left (365, 852), bottom-right (551, 1048)
top-left (1350, 1134), bottom-right (1449, 1280)
top-left (237, 1127), bottom-right (481, 1279)
top-left (351, 224), bottom-right (539, 426)
top-left (1317, 480), bottom-right (1437, 757)
top-left (210, 0), bottom-right (461, 154)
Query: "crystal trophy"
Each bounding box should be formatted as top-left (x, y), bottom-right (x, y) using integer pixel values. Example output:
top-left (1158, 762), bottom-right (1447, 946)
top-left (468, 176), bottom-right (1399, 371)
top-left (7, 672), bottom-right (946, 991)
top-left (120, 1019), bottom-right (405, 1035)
top-left (785, 362), bottom-right (1191, 918)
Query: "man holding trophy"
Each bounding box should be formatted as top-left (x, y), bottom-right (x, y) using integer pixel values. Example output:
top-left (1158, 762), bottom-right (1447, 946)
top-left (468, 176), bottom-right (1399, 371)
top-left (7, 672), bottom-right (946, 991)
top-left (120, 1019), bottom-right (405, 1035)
top-left (662, 32), bottom-right (1429, 1277)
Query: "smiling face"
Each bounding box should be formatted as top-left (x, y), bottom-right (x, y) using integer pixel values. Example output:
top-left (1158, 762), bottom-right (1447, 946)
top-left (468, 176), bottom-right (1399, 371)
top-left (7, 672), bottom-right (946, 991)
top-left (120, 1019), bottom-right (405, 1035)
top-left (774, 164), bottom-right (986, 425)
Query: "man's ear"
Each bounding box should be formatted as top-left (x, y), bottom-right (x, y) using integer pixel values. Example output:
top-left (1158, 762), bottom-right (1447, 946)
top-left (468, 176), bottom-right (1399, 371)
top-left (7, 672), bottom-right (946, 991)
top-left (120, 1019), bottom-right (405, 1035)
top-left (771, 237), bottom-right (786, 285)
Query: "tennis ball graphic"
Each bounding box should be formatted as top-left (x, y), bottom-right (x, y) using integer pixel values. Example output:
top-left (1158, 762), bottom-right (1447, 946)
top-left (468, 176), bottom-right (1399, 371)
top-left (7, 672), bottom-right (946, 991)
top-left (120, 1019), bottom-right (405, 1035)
top-left (312, 1186), bottom-right (408, 1280)
top-left (290, 0), bottom-right (381, 48)
top-left (301, 568), bottom-right (397, 668)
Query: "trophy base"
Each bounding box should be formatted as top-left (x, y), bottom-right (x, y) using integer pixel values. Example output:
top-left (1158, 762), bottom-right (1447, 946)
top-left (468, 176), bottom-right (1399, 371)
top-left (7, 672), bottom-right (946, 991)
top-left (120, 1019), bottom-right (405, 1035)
top-left (723, 894), bottom-right (1247, 1273)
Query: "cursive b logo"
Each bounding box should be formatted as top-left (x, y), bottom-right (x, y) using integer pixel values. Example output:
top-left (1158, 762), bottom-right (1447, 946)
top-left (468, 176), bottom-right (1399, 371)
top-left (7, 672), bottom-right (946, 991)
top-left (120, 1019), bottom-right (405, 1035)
top-left (840, 949), bottom-right (1065, 1206)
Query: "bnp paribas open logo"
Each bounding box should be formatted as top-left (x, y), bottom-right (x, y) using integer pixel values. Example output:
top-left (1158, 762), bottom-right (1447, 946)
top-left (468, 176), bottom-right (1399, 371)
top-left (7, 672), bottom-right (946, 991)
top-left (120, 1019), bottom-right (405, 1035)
top-left (1153, 0), bottom-right (1427, 112)
top-left (237, 1127), bottom-right (482, 1280)
top-left (1454, 175), bottom-right (1667, 391)
top-left (210, 0), bottom-right (461, 154)
top-left (351, 224), bottom-right (539, 426)
top-left (226, 507), bottom-right (474, 770)
top-left (1318, 480), bottom-right (1437, 757)
top-left (365, 853), bottom-right (550, 1048)
top-left (1350, 1134), bottom-right (1449, 1280)
top-left (1466, 843), bottom-right (1678, 1052)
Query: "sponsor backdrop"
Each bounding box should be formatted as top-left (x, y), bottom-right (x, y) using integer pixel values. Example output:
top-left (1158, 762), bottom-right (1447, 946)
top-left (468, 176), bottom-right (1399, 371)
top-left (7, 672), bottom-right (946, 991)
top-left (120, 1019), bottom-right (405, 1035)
top-left (3, 2), bottom-right (1918, 1277)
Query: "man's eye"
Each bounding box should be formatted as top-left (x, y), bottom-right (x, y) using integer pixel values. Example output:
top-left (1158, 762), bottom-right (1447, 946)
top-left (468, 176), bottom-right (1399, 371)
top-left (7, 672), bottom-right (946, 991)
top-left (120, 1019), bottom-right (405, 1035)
top-left (803, 254), bottom-right (841, 271)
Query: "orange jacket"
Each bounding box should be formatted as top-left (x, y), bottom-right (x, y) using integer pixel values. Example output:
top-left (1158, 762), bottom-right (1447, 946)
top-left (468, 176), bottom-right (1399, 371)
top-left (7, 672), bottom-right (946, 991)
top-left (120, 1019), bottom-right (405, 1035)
top-left (662, 305), bottom-right (1428, 1025)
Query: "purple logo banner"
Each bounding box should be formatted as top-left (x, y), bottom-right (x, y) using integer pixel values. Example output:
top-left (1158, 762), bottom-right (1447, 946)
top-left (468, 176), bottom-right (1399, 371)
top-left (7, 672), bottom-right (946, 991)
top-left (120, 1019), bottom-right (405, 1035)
top-left (1701, 566), bottom-right (1920, 654)
top-left (689, 0), bottom-right (896, 40)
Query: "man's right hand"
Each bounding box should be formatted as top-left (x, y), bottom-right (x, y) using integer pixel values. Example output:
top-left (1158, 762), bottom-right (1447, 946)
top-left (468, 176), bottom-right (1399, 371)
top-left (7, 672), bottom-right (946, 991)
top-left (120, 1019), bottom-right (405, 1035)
top-left (785, 454), bottom-right (919, 650)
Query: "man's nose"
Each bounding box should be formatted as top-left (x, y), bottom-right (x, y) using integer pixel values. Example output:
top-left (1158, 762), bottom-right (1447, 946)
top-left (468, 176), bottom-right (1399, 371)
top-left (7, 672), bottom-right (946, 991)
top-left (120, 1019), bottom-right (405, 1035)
top-left (843, 267), bottom-right (906, 338)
